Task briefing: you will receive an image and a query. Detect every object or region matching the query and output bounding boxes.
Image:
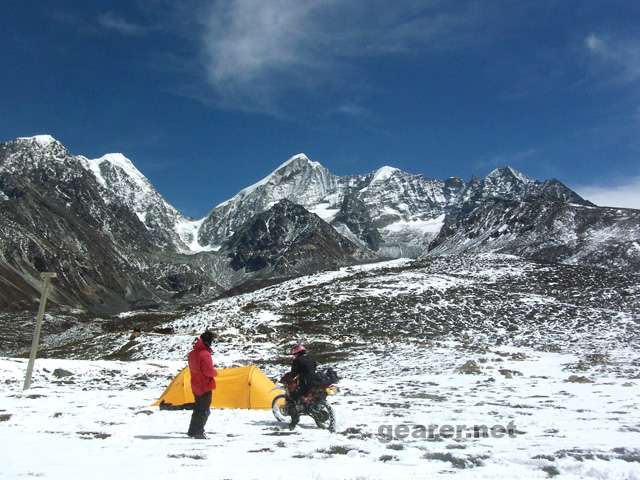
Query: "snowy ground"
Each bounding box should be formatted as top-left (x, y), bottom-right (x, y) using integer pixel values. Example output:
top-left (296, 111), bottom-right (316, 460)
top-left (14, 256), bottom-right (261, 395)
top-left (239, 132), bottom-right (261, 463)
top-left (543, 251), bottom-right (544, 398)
top-left (2, 255), bottom-right (639, 479)
top-left (2, 342), bottom-right (639, 480)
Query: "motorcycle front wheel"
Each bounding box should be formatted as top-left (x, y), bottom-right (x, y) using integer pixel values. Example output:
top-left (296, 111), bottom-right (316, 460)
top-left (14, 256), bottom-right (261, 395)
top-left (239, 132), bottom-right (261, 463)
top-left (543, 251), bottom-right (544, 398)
top-left (271, 394), bottom-right (289, 422)
top-left (309, 401), bottom-right (336, 432)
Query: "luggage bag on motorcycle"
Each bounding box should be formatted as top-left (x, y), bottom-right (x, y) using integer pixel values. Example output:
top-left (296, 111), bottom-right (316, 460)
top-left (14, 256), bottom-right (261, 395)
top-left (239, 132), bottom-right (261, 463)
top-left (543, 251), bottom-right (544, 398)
top-left (315, 367), bottom-right (339, 386)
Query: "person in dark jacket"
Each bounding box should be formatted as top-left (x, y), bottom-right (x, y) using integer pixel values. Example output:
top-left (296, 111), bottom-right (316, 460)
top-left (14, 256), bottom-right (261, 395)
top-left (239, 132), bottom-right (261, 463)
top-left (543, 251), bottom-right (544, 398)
top-left (187, 330), bottom-right (217, 439)
top-left (288, 343), bottom-right (318, 430)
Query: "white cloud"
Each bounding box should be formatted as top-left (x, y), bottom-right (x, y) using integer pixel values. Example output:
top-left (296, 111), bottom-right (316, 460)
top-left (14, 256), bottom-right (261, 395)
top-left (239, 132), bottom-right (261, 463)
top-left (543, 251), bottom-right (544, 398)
top-left (584, 33), bottom-right (640, 84)
top-left (585, 33), bottom-right (605, 53)
top-left (576, 177), bottom-right (640, 209)
top-left (333, 103), bottom-right (370, 117)
top-left (199, 0), bottom-right (481, 113)
top-left (98, 12), bottom-right (151, 36)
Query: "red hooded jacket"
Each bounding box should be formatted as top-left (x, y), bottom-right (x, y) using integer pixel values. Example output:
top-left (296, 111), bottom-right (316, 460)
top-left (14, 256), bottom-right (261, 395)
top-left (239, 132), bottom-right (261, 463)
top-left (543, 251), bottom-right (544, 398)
top-left (188, 338), bottom-right (217, 397)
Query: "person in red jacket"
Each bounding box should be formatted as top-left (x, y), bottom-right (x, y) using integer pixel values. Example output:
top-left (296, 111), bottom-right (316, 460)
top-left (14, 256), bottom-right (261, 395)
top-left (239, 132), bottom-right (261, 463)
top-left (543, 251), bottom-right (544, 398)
top-left (187, 330), bottom-right (217, 439)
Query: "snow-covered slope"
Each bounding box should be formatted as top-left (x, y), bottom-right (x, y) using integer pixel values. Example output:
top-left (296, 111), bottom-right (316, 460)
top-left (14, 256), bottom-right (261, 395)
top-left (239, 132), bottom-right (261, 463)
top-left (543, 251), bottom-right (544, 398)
top-left (354, 169), bottom-right (456, 255)
top-left (3, 343), bottom-right (639, 479)
top-left (428, 199), bottom-right (640, 270)
top-left (2, 255), bottom-right (638, 479)
top-left (80, 152), bottom-right (209, 253)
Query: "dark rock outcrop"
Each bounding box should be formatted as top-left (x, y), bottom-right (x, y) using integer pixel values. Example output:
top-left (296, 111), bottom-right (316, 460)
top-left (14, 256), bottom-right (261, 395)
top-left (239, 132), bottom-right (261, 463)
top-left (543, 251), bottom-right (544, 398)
top-left (225, 199), bottom-right (370, 276)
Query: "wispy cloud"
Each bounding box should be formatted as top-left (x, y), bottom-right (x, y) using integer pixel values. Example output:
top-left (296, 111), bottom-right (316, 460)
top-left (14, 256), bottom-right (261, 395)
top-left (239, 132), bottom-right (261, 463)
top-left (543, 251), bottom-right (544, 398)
top-left (199, 0), bottom-right (483, 114)
top-left (332, 103), bottom-right (371, 118)
top-left (97, 12), bottom-right (152, 36)
top-left (576, 177), bottom-right (640, 209)
top-left (584, 33), bottom-right (640, 84)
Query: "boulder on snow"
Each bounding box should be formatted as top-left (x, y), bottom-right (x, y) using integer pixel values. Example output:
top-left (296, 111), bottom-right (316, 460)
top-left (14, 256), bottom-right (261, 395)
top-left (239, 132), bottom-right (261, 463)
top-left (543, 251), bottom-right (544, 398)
top-left (565, 375), bottom-right (593, 384)
top-left (499, 369), bottom-right (523, 379)
top-left (52, 368), bottom-right (74, 378)
top-left (456, 360), bottom-right (482, 375)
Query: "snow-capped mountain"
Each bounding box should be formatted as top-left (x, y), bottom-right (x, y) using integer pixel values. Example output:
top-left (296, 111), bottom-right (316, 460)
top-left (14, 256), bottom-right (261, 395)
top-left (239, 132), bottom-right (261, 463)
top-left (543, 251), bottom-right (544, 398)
top-left (80, 152), bottom-right (205, 252)
top-left (1, 134), bottom-right (637, 313)
top-left (428, 198), bottom-right (640, 269)
top-left (0, 136), bottom-right (190, 250)
top-left (0, 136), bottom-right (221, 312)
top-left (196, 154), bottom-right (592, 257)
top-left (459, 167), bottom-right (590, 208)
top-left (196, 155), bottom-right (457, 255)
top-left (198, 154), bottom-right (343, 247)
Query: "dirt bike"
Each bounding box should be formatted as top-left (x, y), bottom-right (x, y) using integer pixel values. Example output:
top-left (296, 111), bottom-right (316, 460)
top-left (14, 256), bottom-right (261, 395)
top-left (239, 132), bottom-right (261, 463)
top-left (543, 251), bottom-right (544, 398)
top-left (271, 371), bottom-right (337, 432)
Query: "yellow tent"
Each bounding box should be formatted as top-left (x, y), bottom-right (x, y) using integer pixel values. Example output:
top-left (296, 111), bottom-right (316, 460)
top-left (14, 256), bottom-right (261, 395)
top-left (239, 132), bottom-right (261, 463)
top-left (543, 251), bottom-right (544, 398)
top-left (154, 365), bottom-right (283, 410)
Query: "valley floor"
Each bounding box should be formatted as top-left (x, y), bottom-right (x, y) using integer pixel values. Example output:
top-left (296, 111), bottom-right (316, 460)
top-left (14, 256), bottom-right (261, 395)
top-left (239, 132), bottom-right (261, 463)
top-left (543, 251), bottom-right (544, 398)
top-left (2, 342), bottom-right (639, 480)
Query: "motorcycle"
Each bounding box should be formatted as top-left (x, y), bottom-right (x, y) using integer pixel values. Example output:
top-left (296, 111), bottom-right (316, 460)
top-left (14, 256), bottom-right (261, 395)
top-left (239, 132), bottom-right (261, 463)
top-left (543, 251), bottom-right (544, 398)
top-left (271, 371), bottom-right (338, 432)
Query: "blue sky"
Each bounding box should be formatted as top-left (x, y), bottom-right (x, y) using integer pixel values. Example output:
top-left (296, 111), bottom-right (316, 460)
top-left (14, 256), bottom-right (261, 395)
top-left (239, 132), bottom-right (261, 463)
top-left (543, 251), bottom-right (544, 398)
top-left (2, 0), bottom-right (639, 216)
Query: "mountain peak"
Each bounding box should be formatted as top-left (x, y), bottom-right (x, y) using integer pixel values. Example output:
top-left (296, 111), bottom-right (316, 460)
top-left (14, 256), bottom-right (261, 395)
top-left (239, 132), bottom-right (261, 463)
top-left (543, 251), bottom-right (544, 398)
top-left (487, 165), bottom-right (533, 184)
top-left (91, 152), bottom-right (148, 185)
top-left (2, 135), bottom-right (69, 170)
top-left (273, 153), bottom-right (322, 172)
top-left (15, 134), bottom-right (59, 147)
top-left (214, 153), bottom-right (326, 209)
top-left (371, 166), bottom-right (401, 183)
top-left (97, 152), bottom-right (131, 163)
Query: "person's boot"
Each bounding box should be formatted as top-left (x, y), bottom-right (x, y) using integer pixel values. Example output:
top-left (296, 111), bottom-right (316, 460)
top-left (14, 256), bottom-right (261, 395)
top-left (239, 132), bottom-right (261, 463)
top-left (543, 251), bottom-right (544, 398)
top-left (193, 432), bottom-right (208, 439)
top-left (289, 408), bottom-right (300, 431)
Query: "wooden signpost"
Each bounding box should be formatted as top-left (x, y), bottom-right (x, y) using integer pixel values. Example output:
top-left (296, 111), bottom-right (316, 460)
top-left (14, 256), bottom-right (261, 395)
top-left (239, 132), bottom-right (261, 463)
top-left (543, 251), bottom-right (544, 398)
top-left (23, 272), bottom-right (57, 390)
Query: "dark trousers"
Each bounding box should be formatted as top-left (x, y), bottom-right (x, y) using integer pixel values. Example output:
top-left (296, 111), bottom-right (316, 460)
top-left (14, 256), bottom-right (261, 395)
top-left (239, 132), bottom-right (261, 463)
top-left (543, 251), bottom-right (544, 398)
top-left (187, 391), bottom-right (212, 436)
top-left (288, 386), bottom-right (311, 427)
